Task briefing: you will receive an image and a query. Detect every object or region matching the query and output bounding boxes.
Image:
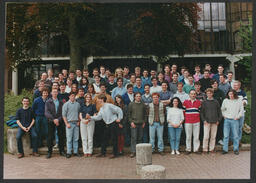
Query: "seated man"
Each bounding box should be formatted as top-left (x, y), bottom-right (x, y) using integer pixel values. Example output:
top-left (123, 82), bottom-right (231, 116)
top-left (16, 97), bottom-right (39, 158)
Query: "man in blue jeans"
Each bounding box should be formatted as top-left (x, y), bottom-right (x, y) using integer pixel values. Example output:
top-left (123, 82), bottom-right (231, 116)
top-left (148, 93), bottom-right (166, 155)
top-left (32, 87), bottom-right (49, 147)
top-left (16, 97), bottom-right (39, 158)
top-left (62, 92), bottom-right (81, 158)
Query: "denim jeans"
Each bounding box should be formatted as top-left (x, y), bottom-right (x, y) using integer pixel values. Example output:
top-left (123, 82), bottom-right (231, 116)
top-left (168, 127), bottom-right (182, 151)
top-left (149, 122), bottom-right (164, 152)
top-left (35, 116), bottom-right (48, 147)
top-left (230, 115), bottom-right (244, 142)
top-left (16, 127), bottom-right (38, 154)
top-left (223, 118), bottom-right (239, 152)
top-left (130, 124), bottom-right (143, 153)
top-left (66, 122), bottom-right (80, 154)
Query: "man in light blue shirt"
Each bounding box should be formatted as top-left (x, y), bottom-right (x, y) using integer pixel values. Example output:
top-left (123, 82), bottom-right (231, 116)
top-left (87, 94), bottom-right (123, 158)
top-left (111, 77), bottom-right (127, 99)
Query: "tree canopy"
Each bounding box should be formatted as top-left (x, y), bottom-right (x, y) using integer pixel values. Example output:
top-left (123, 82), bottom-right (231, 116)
top-left (6, 3), bottom-right (200, 70)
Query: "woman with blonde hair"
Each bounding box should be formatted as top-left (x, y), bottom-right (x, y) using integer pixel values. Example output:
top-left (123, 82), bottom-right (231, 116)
top-left (79, 93), bottom-right (97, 157)
top-left (115, 67), bottom-right (128, 86)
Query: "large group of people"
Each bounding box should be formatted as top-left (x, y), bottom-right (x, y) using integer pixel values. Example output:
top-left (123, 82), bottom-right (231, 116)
top-left (15, 63), bottom-right (248, 159)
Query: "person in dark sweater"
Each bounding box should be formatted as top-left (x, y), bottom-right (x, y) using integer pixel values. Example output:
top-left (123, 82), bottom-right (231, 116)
top-left (199, 69), bottom-right (212, 92)
top-left (57, 82), bottom-right (69, 103)
top-left (128, 92), bottom-right (147, 158)
top-left (32, 87), bottom-right (49, 148)
top-left (76, 88), bottom-right (85, 107)
top-left (16, 97), bottom-right (39, 158)
top-left (200, 88), bottom-right (222, 153)
top-left (106, 74), bottom-right (117, 95)
top-left (211, 79), bottom-right (225, 105)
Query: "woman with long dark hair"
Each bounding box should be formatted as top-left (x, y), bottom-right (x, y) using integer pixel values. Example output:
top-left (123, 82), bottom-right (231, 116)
top-left (221, 89), bottom-right (244, 155)
top-left (79, 77), bottom-right (89, 94)
top-left (167, 97), bottom-right (184, 155)
top-left (114, 95), bottom-right (127, 155)
top-left (87, 84), bottom-right (96, 99)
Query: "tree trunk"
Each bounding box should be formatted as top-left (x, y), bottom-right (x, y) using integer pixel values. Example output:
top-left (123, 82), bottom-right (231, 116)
top-left (68, 15), bottom-right (83, 71)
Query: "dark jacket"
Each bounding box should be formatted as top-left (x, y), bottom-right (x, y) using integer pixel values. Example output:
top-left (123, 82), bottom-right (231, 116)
top-left (122, 93), bottom-right (133, 106)
top-left (45, 98), bottom-right (64, 122)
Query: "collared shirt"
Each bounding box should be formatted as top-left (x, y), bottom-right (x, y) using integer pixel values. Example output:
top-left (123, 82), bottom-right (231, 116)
top-left (153, 103), bottom-right (160, 122)
top-left (62, 100), bottom-right (80, 122)
top-left (91, 103), bottom-right (123, 124)
top-left (53, 98), bottom-right (59, 113)
top-left (111, 86), bottom-right (127, 99)
top-left (159, 90), bottom-right (173, 101)
top-left (128, 93), bottom-right (134, 103)
top-left (174, 91), bottom-right (189, 103)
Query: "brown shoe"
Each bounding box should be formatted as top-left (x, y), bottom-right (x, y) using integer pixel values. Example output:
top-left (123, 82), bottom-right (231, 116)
top-left (96, 153), bottom-right (106, 158)
top-left (109, 154), bottom-right (117, 159)
top-left (130, 153), bottom-right (135, 158)
top-left (17, 153), bottom-right (24, 159)
top-left (32, 152), bottom-right (40, 157)
top-left (87, 154), bottom-right (92, 157)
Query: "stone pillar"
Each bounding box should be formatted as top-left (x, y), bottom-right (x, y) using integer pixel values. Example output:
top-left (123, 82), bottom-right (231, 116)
top-left (141, 165), bottom-right (166, 179)
top-left (226, 55), bottom-right (242, 79)
top-left (136, 143), bottom-right (152, 175)
top-left (7, 128), bottom-right (32, 155)
top-left (84, 56), bottom-right (93, 69)
top-left (11, 68), bottom-right (18, 96)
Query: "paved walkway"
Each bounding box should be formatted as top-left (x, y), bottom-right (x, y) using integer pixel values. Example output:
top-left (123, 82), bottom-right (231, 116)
top-left (4, 151), bottom-right (250, 179)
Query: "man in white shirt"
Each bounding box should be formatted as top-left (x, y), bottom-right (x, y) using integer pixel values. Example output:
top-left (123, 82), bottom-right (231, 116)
top-left (150, 77), bottom-right (162, 95)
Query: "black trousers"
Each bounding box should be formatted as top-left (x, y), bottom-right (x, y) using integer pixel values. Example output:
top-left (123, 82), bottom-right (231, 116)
top-left (94, 120), bottom-right (105, 147)
top-left (47, 120), bottom-right (65, 154)
top-left (101, 122), bottom-right (118, 156)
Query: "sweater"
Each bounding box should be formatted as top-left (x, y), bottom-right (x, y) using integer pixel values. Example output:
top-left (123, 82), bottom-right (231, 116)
top-left (32, 96), bottom-right (47, 116)
top-left (167, 107), bottom-right (184, 128)
top-left (16, 107), bottom-right (35, 127)
top-left (62, 100), bottom-right (80, 122)
top-left (183, 99), bottom-right (201, 123)
top-left (128, 102), bottom-right (147, 125)
top-left (221, 98), bottom-right (244, 120)
top-left (200, 99), bottom-right (222, 123)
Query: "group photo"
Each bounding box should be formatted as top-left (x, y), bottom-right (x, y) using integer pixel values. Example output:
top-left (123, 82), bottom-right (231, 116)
top-left (3, 2), bottom-right (252, 180)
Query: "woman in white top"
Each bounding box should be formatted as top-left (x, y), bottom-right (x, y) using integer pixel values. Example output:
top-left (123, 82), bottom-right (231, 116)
top-left (221, 89), bottom-right (244, 155)
top-left (167, 97), bottom-right (184, 155)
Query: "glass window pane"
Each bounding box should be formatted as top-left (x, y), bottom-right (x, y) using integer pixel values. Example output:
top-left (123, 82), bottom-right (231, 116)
top-left (204, 3), bottom-right (211, 20)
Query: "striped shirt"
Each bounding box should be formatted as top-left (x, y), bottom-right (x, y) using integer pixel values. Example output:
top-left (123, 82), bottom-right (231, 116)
top-left (183, 99), bottom-right (201, 124)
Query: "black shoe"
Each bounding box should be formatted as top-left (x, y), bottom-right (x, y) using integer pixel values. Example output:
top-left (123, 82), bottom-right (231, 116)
top-left (46, 153), bottom-right (52, 159)
top-left (74, 153), bottom-right (81, 157)
top-left (66, 154), bottom-right (71, 158)
top-left (222, 151), bottom-right (228, 155)
top-left (60, 151), bottom-right (66, 156)
top-left (185, 151), bottom-right (191, 155)
top-left (234, 151), bottom-right (239, 155)
top-left (159, 151), bottom-right (165, 156)
top-left (96, 153), bottom-right (106, 157)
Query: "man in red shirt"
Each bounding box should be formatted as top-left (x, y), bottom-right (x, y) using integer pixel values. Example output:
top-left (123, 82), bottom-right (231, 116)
top-left (183, 89), bottom-right (201, 154)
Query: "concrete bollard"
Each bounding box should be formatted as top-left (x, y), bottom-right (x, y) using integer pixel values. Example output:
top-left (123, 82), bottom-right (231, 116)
top-left (136, 143), bottom-right (152, 175)
top-left (141, 165), bottom-right (166, 179)
top-left (7, 128), bottom-right (32, 155)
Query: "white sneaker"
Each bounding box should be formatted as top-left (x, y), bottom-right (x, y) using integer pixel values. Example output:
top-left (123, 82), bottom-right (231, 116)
top-left (171, 150), bottom-right (175, 155)
top-left (218, 140), bottom-right (224, 146)
top-left (175, 150), bottom-right (180, 155)
top-left (53, 144), bottom-right (58, 149)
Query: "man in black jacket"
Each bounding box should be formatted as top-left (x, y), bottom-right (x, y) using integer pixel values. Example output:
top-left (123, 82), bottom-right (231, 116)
top-left (45, 88), bottom-right (66, 158)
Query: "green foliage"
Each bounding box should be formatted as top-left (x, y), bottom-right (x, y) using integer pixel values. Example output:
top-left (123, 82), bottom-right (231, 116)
top-left (4, 89), bottom-right (33, 152)
top-left (237, 18), bottom-right (252, 86)
top-left (241, 90), bottom-right (251, 144)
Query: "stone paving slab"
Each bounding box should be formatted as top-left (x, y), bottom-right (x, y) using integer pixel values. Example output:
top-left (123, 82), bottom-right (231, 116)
top-left (4, 151), bottom-right (250, 179)
top-left (31, 144), bottom-right (251, 155)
